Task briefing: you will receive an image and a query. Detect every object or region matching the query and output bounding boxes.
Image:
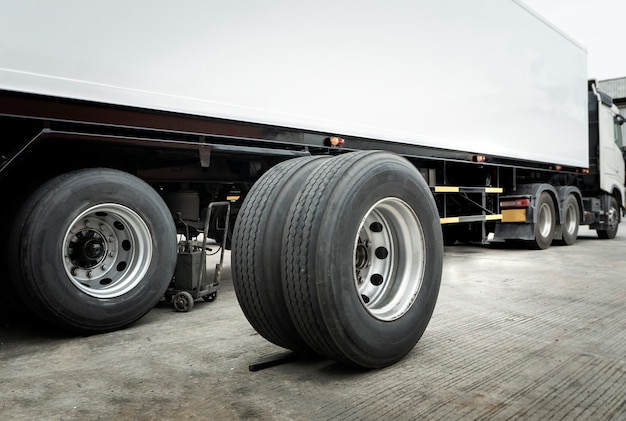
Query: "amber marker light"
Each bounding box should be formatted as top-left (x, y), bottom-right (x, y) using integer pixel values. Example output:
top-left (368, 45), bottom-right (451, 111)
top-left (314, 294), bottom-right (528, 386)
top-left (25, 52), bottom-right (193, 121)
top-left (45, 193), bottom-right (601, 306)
top-left (472, 155), bottom-right (486, 162)
top-left (328, 136), bottom-right (345, 147)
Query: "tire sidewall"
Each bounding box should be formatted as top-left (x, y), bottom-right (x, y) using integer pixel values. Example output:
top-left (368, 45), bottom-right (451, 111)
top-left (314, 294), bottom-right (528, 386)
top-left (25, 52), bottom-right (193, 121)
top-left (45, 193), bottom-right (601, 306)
top-left (534, 192), bottom-right (556, 249)
top-left (561, 195), bottom-right (579, 245)
top-left (314, 155), bottom-right (443, 366)
top-left (607, 197), bottom-right (619, 239)
top-left (13, 169), bottom-right (177, 331)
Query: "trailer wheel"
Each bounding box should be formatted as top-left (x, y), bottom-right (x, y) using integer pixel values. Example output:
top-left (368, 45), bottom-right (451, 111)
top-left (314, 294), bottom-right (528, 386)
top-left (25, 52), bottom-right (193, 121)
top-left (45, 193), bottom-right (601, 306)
top-left (282, 151), bottom-right (443, 368)
top-left (530, 192), bottom-right (556, 250)
top-left (559, 195), bottom-right (580, 245)
top-left (9, 168), bottom-right (177, 333)
top-left (232, 156), bottom-right (329, 354)
top-left (597, 196), bottom-right (619, 239)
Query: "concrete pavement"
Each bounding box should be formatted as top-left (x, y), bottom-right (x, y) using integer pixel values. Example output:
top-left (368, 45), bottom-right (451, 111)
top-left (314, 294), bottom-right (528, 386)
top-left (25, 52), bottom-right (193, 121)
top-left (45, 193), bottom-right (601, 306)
top-left (1, 226), bottom-right (625, 420)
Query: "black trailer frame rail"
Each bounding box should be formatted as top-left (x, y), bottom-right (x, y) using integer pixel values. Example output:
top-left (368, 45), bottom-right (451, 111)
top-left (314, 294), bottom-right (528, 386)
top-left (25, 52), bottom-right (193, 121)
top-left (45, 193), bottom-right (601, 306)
top-left (0, 126), bottom-right (311, 178)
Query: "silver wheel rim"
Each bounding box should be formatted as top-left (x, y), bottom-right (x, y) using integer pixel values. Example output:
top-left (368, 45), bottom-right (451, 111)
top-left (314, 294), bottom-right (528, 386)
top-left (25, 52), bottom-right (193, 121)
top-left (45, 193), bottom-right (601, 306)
top-left (608, 204), bottom-right (619, 230)
top-left (538, 202), bottom-right (553, 238)
top-left (62, 203), bottom-right (153, 298)
top-left (353, 198), bottom-right (425, 321)
top-left (564, 204), bottom-right (577, 235)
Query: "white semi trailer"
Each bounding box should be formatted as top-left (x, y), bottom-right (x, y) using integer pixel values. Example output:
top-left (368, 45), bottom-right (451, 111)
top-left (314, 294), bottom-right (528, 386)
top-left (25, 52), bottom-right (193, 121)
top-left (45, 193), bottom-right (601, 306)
top-left (0, 0), bottom-right (624, 368)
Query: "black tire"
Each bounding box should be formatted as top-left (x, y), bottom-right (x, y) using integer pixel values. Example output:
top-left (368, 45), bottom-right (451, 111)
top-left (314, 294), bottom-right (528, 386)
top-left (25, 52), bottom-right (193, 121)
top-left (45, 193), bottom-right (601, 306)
top-left (559, 194), bottom-right (580, 245)
top-left (9, 168), bottom-right (177, 333)
top-left (231, 156), bottom-right (329, 353)
top-left (529, 191), bottom-right (556, 250)
top-left (282, 151), bottom-right (443, 368)
top-left (597, 196), bottom-right (619, 239)
top-left (173, 291), bottom-right (195, 312)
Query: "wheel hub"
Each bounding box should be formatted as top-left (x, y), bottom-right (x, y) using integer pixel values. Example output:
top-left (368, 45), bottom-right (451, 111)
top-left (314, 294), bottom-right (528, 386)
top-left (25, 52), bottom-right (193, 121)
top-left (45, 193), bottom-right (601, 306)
top-left (63, 204), bottom-right (153, 298)
top-left (69, 230), bottom-right (107, 268)
top-left (355, 242), bottom-right (370, 273)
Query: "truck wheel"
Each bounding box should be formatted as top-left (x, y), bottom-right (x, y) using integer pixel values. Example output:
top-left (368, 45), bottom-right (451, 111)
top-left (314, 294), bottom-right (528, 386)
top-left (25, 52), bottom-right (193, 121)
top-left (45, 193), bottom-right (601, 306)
top-left (282, 151), bottom-right (443, 368)
top-left (559, 194), bottom-right (579, 245)
top-left (530, 191), bottom-right (556, 250)
top-left (597, 196), bottom-right (619, 239)
top-left (232, 156), bottom-right (329, 354)
top-left (9, 168), bottom-right (177, 333)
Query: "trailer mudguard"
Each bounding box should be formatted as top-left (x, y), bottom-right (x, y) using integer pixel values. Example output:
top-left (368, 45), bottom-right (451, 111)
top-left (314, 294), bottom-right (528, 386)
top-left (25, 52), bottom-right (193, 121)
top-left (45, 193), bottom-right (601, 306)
top-left (493, 183), bottom-right (559, 243)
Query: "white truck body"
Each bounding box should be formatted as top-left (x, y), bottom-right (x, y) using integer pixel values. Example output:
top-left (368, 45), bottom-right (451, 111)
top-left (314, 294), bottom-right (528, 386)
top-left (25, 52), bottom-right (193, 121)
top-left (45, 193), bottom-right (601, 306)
top-left (1, 0), bottom-right (588, 167)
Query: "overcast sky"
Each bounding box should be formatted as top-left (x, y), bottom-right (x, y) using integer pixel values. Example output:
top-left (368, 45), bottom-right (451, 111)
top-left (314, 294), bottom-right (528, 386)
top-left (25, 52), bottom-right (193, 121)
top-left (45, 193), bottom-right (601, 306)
top-left (521, 0), bottom-right (626, 81)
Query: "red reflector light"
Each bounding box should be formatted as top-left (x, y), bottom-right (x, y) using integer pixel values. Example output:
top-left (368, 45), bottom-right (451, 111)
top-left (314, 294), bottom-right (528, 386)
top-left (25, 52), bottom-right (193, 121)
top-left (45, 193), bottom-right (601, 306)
top-left (500, 198), bottom-right (530, 209)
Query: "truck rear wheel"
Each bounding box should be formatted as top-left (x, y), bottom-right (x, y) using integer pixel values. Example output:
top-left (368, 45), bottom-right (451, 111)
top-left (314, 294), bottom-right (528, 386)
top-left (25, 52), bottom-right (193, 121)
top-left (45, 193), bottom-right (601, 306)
top-left (530, 191), bottom-right (556, 250)
top-left (560, 194), bottom-right (579, 245)
top-left (232, 156), bottom-right (328, 354)
top-left (9, 168), bottom-right (177, 333)
top-left (282, 151), bottom-right (443, 368)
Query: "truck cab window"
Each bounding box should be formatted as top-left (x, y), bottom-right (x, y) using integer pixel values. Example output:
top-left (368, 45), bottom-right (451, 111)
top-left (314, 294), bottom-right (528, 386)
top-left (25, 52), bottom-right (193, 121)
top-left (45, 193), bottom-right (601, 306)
top-left (615, 115), bottom-right (625, 149)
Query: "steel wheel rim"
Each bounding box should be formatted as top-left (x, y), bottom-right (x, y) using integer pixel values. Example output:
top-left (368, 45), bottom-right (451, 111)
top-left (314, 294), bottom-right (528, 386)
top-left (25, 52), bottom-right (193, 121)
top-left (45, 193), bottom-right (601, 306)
top-left (62, 203), bottom-right (153, 298)
top-left (538, 203), bottom-right (553, 237)
top-left (607, 204), bottom-right (619, 230)
top-left (564, 204), bottom-right (577, 235)
top-left (353, 198), bottom-right (426, 321)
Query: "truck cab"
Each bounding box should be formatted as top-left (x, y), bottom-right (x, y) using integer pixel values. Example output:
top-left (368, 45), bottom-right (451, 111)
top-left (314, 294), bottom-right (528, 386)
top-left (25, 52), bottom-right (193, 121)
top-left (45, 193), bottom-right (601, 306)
top-left (585, 82), bottom-right (626, 234)
top-left (593, 82), bottom-right (626, 205)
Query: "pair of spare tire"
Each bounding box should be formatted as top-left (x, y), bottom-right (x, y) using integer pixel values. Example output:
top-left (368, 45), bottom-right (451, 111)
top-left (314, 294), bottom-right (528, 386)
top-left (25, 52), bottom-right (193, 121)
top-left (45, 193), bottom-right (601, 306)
top-left (231, 150), bottom-right (443, 369)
